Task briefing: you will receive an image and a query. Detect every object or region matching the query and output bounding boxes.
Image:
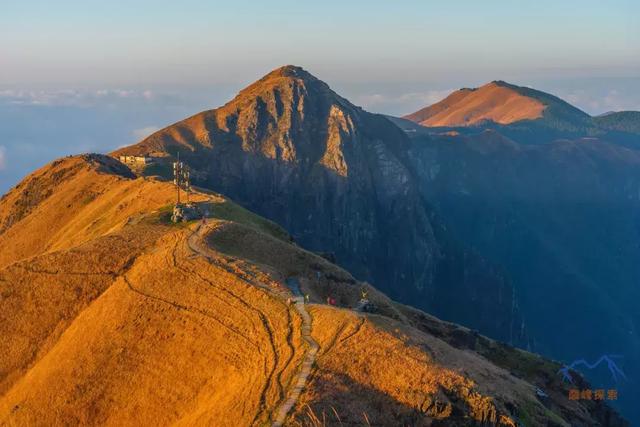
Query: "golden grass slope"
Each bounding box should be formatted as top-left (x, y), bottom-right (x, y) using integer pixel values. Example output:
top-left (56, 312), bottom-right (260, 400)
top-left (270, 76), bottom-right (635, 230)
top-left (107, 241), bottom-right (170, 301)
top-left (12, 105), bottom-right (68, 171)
top-left (1, 228), bottom-right (304, 426)
top-left (404, 82), bottom-right (545, 127)
top-left (0, 155), bottom-right (303, 425)
top-left (0, 154), bottom-right (200, 268)
top-left (0, 154), bottom-right (624, 426)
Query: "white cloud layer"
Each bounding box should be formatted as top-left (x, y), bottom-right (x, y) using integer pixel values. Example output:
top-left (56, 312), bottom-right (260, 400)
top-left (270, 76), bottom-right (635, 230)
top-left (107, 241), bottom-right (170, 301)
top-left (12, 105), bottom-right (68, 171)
top-left (0, 88), bottom-right (157, 107)
top-left (358, 90), bottom-right (452, 107)
top-left (556, 88), bottom-right (640, 115)
top-left (132, 126), bottom-right (160, 140)
top-left (350, 90), bottom-right (453, 116)
top-left (0, 146), bottom-right (7, 171)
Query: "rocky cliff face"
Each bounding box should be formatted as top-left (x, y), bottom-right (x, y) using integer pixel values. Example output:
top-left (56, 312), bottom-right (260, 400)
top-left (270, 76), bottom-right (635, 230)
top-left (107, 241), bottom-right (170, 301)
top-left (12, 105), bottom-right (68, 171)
top-left (114, 66), bottom-right (527, 345)
top-left (407, 130), bottom-right (640, 424)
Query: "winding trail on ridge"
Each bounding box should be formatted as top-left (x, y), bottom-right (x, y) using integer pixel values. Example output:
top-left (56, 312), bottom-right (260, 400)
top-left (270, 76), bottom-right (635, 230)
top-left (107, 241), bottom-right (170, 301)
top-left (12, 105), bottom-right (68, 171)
top-left (185, 218), bottom-right (319, 426)
top-left (271, 278), bottom-right (319, 427)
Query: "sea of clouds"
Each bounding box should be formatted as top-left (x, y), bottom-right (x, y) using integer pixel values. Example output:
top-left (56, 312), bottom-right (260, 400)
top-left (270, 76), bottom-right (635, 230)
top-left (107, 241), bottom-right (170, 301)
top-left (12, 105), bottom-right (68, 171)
top-left (1, 78), bottom-right (638, 195)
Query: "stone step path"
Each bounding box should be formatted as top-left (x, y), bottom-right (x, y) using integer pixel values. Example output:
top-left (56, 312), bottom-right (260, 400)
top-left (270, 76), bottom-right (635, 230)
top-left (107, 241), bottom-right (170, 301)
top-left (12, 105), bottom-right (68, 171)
top-left (186, 214), bottom-right (318, 426)
top-left (272, 294), bottom-right (319, 427)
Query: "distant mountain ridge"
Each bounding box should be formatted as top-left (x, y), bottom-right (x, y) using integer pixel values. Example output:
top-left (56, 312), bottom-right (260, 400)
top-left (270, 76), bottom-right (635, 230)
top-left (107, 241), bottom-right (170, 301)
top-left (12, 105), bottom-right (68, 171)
top-left (403, 80), bottom-right (639, 145)
top-left (400, 82), bottom-right (640, 424)
top-left (594, 110), bottom-right (640, 133)
top-left (404, 81), bottom-right (548, 126)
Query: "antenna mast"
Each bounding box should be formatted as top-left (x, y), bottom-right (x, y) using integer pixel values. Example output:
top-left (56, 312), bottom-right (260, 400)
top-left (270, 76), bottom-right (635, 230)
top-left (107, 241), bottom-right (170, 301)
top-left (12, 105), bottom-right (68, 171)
top-left (184, 168), bottom-right (191, 204)
top-left (170, 153), bottom-right (195, 223)
top-left (173, 153), bottom-right (190, 205)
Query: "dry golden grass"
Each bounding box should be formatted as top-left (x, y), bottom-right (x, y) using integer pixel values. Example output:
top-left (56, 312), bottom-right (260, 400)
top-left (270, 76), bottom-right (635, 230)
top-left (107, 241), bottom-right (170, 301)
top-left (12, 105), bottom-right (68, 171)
top-left (405, 82), bottom-right (545, 127)
top-left (0, 155), bottom-right (206, 268)
top-left (0, 224), bottom-right (307, 426)
top-left (0, 224), bottom-right (168, 397)
top-left (0, 155), bottom-right (308, 425)
top-left (289, 307), bottom-right (527, 426)
top-left (0, 153), bottom-right (612, 426)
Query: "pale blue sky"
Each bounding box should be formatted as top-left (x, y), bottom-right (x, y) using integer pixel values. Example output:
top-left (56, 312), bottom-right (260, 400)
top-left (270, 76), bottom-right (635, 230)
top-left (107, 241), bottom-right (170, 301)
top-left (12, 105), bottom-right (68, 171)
top-left (2, 0), bottom-right (639, 85)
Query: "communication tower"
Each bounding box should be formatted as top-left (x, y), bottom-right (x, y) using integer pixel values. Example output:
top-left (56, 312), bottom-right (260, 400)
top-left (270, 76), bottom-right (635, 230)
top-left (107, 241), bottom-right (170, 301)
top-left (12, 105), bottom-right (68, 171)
top-left (172, 155), bottom-right (191, 205)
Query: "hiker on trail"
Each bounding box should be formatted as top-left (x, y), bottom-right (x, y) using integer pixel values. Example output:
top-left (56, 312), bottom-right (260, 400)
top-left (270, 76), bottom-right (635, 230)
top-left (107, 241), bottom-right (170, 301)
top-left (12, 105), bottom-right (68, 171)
top-left (304, 294), bottom-right (310, 304)
top-left (361, 288), bottom-right (368, 300)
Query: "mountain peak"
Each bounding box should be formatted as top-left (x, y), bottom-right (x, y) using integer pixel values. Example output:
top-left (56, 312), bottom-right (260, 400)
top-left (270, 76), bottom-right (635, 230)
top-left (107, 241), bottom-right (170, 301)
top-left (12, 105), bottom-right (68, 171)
top-left (221, 64), bottom-right (340, 115)
top-left (264, 64), bottom-right (314, 79)
top-left (403, 81), bottom-right (546, 127)
top-left (487, 80), bottom-right (509, 87)
top-left (113, 64), bottom-right (392, 172)
top-left (403, 80), bottom-right (594, 128)
top-left (245, 65), bottom-right (324, 92)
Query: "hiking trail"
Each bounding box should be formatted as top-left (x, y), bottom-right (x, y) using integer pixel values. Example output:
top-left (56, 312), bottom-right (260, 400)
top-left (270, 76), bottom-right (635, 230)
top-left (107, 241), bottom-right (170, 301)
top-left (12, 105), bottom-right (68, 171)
top-left (271, 278), bottom-right (319, 427)
top-left (186, 219), bottom-right (318, 426)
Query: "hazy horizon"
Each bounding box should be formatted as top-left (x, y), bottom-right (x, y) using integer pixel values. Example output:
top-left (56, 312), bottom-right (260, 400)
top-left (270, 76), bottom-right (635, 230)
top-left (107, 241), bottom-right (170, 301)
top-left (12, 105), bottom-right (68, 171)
top-left (1, 72), bottom-right (640, 195)
top-left (1, 0), bottom-right (639, 192)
